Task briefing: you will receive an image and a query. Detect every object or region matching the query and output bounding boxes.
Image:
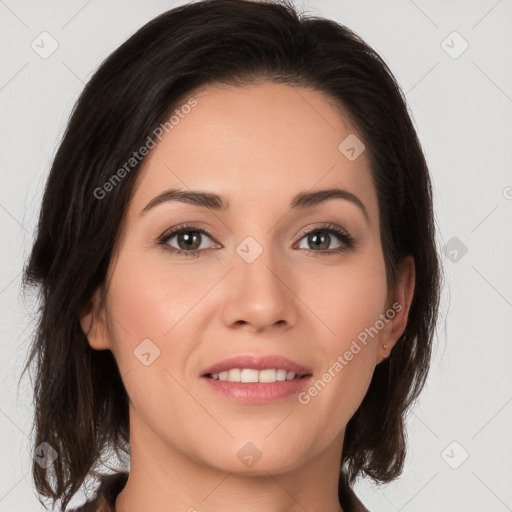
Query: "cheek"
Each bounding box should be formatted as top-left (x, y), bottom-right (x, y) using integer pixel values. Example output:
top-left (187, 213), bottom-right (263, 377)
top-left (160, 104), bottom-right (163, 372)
top-left (293, 251), bottom-right (387, 412)
top-left (104, 256), bottom-right (203, 428)
top-left (301, 252), bottom-right (388, 350)
top-left (106, 251), bottom-right (204, 346)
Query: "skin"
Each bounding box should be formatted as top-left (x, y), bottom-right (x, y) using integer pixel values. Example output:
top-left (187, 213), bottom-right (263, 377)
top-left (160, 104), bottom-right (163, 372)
top-left (80, 81), bottom-right (415, 512)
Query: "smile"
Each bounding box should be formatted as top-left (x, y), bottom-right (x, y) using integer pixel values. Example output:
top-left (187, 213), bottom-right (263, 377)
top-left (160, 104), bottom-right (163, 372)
top-left (206, 368), bottom-right (308, 383)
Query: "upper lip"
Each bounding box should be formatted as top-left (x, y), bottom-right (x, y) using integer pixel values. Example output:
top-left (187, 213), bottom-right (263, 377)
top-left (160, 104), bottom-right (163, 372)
top-left (201, 354), bottom-right (312, 377)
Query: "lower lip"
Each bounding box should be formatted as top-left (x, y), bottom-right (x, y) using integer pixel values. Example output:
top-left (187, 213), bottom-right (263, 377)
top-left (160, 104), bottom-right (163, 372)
top-left (202, 375), bottom-right (312, 404)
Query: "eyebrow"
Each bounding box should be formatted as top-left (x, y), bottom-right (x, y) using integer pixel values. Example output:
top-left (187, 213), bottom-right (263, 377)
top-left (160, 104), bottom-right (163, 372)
top-left (140, 187), bottom-right (369, 222)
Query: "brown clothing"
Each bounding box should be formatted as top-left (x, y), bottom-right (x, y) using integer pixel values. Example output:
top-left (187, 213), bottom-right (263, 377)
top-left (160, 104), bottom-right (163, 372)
top-left (67, 471), bottom-right (369, 512)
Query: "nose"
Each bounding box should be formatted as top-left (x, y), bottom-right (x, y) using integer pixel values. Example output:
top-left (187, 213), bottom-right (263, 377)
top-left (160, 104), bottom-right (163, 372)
top-left (221, 246), bottom-right (298, 333)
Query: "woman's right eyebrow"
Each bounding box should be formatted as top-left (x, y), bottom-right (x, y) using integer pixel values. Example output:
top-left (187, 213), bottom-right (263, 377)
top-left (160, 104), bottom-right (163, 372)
top-left (140, 186), bottom-right (369, 224)
top-left (140, 188), bottom-right (228, 214)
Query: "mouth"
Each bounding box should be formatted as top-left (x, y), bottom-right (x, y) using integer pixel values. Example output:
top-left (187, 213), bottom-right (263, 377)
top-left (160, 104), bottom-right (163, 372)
top-left (201, 354), bottom-right (312, 381)
top-left (204, 368), bottom-right (311, 383)
top-left (201, 354), bottom-right (313, 404)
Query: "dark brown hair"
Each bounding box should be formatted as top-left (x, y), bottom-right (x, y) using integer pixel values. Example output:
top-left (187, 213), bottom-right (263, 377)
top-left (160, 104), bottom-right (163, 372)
top-left (20, 0), bottom-right (441, 509)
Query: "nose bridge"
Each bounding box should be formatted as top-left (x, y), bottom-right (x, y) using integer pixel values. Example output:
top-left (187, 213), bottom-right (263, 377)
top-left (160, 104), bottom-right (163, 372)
top-left (221, 234), bottom-right (297, 331)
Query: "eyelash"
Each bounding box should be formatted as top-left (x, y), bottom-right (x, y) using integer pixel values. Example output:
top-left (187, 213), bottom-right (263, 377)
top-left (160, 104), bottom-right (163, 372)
top-left (157, 222), bottom-right (358, 258)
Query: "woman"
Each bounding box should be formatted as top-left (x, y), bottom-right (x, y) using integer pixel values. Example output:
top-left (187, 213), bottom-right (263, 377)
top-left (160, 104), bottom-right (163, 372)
top-left (21, 0), bottom-right (441, 510)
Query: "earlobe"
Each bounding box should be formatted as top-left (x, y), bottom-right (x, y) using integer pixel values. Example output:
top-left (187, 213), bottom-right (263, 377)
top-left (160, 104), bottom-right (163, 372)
top-left (377, 256), bottom-right (416, 364)
top-left (79, 288), bottom-right (112, 350)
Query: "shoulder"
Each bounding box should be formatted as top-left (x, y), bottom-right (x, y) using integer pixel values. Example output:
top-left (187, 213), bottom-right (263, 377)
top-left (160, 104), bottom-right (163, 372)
top-left (66, 472), bottom-right (129, 512)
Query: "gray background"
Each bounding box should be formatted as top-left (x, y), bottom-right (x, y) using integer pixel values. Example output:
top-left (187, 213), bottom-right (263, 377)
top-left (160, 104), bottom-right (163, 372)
top-left (1, 0), bottom-right (511, 510)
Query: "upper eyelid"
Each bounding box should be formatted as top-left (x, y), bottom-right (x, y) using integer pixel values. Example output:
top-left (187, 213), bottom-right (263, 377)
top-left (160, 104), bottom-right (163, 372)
top-left (160, 225), bottom-right (216, 241)
top-left (295, 223), bottom-right (350, 238)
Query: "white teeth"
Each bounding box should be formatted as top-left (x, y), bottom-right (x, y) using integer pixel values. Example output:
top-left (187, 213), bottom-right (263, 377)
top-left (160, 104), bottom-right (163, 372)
top-left (259, 369), bottom-right (276, 383)
top-left (241, 369), bottom-right (259, 382)
top-left (276, 369), bottom-right (287, 381)
top-left (211, 368), bottom-right (300, 383)
top-left (227, 368), bottom-right (241, 381)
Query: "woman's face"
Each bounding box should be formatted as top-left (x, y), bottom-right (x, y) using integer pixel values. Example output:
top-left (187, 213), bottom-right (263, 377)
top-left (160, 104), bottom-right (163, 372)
top-left (82, 81), bottom-right (412, 477)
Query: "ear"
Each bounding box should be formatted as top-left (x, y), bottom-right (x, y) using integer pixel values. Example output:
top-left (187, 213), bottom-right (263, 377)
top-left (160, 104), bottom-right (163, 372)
top-left (79, 287), bottom-right (112, 351)
top-left (376, 255), bottom-right (415, 364)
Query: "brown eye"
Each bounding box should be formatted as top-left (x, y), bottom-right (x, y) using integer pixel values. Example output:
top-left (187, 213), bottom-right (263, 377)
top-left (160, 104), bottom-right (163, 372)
top-left (173, 231), bottom-right (203, 251)
top-left (302, 230), bottom-right (340, 251)
top-left (296, 225), bottom-right (355, 254)
top-left (160, 226), bottom-right (218, 256)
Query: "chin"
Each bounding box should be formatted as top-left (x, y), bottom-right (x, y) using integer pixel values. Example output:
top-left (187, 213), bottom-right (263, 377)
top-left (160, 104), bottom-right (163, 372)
top-left (200, 439), bottom-right (310, 476)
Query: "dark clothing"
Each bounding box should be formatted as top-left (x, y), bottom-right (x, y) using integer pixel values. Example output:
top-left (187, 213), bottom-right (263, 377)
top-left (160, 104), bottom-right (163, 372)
top-left (68, 471), bottom-right (369, 511)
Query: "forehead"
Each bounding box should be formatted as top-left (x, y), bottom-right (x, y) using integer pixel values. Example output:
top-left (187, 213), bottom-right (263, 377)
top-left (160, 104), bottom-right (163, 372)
top-left (129, 81), bottom-right (378, 223)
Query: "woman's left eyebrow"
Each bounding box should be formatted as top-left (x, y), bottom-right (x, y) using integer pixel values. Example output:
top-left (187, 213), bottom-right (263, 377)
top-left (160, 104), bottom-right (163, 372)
top-left (140, 186), bottom-right (369, 224)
